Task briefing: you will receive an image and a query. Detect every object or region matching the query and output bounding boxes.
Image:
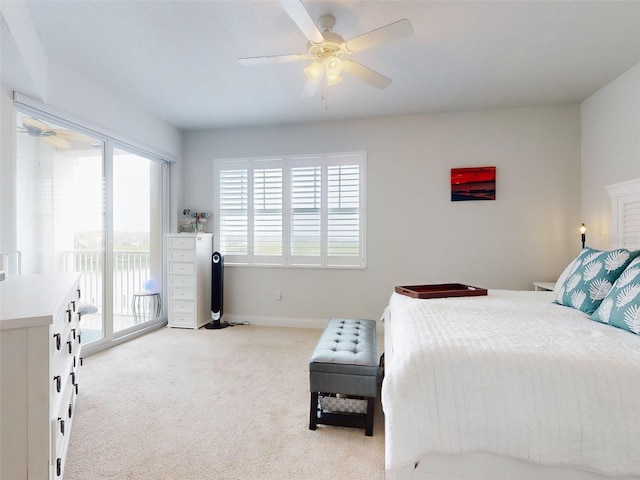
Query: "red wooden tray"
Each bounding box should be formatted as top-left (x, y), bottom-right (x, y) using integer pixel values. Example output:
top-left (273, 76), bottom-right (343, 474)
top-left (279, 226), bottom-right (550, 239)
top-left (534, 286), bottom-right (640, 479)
top-left (395, 283), bottom-right (487, 299)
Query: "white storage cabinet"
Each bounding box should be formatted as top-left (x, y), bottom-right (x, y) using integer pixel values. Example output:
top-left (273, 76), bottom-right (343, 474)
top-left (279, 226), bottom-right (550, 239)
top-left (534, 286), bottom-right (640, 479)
top-left (166, 233), bottom-right (213, 329)
top-left (0, 273), bottom-right (82, 479)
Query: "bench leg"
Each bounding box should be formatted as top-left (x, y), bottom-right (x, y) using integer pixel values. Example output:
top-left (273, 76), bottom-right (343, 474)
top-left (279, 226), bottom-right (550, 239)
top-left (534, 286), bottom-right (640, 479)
top-left (365, 397), bottom-right (375, 436)
top-left (309, 391), bottom-right (318, 430)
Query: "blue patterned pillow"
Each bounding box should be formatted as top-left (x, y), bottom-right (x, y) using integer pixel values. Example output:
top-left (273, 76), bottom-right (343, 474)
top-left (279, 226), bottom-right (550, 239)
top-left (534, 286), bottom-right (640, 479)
top-left (590, 256), bottom-right (640, 335)
top-left (554, 247), bottom-right (639, 315)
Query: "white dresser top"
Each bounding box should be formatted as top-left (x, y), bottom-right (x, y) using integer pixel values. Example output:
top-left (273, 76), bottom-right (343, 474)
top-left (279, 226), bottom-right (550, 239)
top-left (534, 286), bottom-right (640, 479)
top-left (0, 273), bottom-right (80, 330)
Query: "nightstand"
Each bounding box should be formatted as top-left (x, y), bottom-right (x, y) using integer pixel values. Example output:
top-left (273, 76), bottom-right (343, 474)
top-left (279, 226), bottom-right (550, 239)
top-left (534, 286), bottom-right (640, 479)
top-left (533, 281), bottom-right (556, 291)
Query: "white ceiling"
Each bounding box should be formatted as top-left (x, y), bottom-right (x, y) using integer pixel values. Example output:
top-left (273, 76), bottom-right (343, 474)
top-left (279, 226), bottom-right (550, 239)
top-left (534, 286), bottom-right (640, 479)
top-left (3, 1), bottom-right (640, 131)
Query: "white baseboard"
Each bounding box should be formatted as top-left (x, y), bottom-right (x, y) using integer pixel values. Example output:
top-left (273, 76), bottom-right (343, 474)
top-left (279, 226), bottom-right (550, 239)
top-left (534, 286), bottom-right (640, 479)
top-left (223, 314), bottom-right (385, 333)
top-left (223, 314), bottom-right (327, 329)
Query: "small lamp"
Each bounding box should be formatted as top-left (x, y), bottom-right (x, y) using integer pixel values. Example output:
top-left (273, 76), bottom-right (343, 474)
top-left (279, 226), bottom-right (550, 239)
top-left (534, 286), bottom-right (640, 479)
top-left (580, 223), bottom-right (587, 249)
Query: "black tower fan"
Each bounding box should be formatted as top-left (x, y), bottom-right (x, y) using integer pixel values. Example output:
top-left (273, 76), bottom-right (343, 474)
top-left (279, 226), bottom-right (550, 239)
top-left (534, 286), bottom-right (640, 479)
top-left (205, 251), bottom-right (229, 329)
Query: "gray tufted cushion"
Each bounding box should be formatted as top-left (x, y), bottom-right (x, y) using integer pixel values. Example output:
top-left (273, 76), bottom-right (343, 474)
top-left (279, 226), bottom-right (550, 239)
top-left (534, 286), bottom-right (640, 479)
top-left (309, 319), bottom-right (379, 397)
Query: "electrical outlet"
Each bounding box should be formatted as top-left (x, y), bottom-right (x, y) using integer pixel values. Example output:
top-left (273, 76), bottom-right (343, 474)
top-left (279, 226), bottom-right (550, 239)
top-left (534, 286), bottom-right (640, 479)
top-left (274, 289), bottom-right (282, 301)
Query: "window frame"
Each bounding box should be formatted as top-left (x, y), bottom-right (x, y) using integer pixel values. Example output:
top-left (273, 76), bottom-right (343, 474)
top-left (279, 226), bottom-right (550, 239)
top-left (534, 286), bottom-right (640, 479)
top-left (214, 151), bottom-right (366, 269)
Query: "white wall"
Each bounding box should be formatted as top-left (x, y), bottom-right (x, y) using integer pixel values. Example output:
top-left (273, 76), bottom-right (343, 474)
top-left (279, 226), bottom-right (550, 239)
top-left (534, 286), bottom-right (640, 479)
top-left (183, 105), bottom-right (581, 324)
top-left (42, 63), bottom-right (181, 159)
top-left (581, 62), bottom-right (640, 249)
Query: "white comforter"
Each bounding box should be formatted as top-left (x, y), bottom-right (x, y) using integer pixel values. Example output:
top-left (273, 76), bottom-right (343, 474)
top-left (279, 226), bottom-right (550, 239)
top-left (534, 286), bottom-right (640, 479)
top-left (382, 290), bottom-right (640, 476)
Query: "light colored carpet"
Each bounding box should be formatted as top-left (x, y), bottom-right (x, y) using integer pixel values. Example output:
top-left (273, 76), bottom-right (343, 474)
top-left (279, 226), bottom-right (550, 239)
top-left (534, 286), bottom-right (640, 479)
top-left (64, 325), bottom-right (385, 480)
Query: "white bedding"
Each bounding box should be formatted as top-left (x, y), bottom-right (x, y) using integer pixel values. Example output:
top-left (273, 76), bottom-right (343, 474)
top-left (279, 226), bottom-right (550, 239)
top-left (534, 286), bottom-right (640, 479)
top-left (382, 290), bottom-right (640, 477)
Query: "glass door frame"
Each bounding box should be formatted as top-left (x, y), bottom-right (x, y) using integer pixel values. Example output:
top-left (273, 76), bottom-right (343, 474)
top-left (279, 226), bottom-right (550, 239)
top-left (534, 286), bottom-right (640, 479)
top-left (12, 97), bottom-right (173, 356)
top-left (87, 139), bottom-right (171, 353)
top-left (107, 142), bottom-right (171, 343)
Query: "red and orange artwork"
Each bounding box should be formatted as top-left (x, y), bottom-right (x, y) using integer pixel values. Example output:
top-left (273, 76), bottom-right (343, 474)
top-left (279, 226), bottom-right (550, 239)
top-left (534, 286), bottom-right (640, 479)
top-left (450, 166), bottom-right (496, 201)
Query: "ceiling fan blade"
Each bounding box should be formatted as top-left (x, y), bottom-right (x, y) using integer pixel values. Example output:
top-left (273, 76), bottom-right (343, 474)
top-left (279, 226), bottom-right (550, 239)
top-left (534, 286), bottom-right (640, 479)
top-left (300, 71), bottom-right (324, 98)
top-left (54, 130), bottom-right (94, 143)
top-left (43, 135), bottom-right (72, 149)
top-left (345, 19), bottom-right (413, 53)
top-left (342, 59), bottom-right (392, 89)
top-left (280, 0), bottom-right (324, 45)
top-left (22, 116), bottom-right (51, 132)
top-left (239, 54), bottom-right (308, 66)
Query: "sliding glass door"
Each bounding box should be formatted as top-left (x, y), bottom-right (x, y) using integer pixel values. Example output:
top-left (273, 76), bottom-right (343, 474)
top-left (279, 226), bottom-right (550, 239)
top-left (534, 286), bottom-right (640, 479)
top-left (112, 147), bottom-right (164, 334)
top-left (15, 110), bottom-right (169, 349)
top-left (15, 113), bottom-right (106, 342)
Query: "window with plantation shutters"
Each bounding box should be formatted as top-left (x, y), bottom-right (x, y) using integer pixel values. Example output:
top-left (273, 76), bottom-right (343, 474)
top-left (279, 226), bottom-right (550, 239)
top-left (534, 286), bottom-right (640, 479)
top-left (214, 152), bottom-right (366, 268)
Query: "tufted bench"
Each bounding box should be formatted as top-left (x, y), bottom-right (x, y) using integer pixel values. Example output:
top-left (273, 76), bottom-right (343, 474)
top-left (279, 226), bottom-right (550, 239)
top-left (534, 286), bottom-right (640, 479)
top-left (309, 318), bottom-right (380, 436)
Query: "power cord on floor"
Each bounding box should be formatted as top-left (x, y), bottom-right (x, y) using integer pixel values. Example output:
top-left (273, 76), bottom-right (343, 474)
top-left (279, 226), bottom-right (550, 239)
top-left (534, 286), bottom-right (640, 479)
top-left (228, 321), bottom-right (251, 326)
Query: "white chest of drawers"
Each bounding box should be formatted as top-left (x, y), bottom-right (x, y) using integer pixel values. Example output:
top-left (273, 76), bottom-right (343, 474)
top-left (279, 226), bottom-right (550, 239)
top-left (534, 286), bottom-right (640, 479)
top-left (0, 273), bottom-right (82, 480)
top-left (166, 233), bottom-right (213, 329)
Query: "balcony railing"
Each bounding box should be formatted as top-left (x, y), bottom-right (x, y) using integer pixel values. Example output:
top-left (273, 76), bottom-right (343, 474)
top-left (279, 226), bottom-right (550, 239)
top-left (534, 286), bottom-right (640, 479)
top-left (63, 250), bottom-right (153, 317)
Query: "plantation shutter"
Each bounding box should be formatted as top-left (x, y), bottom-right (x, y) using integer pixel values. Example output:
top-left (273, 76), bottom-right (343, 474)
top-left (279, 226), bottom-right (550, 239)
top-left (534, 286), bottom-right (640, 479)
top-left (327, 162), bottom-right (360, 257)
top-left (215, 152), bottom-right (365, 268)
top-left (607, 179), bottom-right (640, 250)
top-left (290, 164), bottom-right (322, 260)
top-left (254, 165), bottom-right (283, 258)
top-left (622, 198), bottom-right (640, 249)
top-left (219, 168), bottom-right (248, 255)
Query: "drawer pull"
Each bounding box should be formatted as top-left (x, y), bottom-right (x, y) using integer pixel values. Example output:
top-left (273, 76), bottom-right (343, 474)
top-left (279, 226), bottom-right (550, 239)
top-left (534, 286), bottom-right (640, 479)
top-left (78, 333), bottom-right (82, 344)
top-left (57, 458), bottom-right (62, 476)
top-left (54, 375), bottom-right (61, 393)
top-left (71, 328), bottom-right (76, 340)
top-left (67, 309), bottom-right (72, 322)
top-left (54, 333), bottom-right (61, 350)
top-left (67, 340), bottom-right (73, 354)
top-left (77, 288), bottom-right (81, 298)
top-left (70, 372), bottom-right (76, 385)
top-left (75, 383), bottom-right (79, 395)
top-left (68, 403), bottom-right (73, 418)
top-left (59, 418), bottom-right (65, 435)
top-left (80, 357), bottom-right (84, 366)
top-left (71, 300), bottom-right (76, 311)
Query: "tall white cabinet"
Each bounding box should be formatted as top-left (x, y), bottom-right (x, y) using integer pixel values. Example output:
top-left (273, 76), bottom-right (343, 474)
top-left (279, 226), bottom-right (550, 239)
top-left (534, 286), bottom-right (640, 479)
top-left (166, 233), bottom-right (213, 329)
top-left (0, 273), bottom-right (82, 479)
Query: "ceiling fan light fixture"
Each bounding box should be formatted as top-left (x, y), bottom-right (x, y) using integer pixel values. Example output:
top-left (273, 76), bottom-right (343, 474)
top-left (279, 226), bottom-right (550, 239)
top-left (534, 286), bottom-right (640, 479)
top-left (304, 61), bottom-right (324, 82)
top-left (326, 72), bottom-right (343, 86)
top-left (325, 56), bottom-right (343, 75)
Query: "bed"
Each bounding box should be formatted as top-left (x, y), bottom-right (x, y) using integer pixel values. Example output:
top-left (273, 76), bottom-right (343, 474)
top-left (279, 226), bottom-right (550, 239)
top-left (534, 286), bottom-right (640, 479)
top-left (381, 178), bottom-right (640, 480)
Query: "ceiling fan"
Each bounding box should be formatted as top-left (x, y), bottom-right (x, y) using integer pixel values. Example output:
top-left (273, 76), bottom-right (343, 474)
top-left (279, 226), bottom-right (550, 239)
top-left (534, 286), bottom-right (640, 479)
top-left (239, 0), bottom-right (413, 98)
top-left (18, 117), bottom-right (93, 149)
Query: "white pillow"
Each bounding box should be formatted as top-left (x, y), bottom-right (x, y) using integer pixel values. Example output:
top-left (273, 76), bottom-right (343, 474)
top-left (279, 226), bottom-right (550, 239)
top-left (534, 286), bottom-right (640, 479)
top-left (553, 253), bottom-right (583, 299)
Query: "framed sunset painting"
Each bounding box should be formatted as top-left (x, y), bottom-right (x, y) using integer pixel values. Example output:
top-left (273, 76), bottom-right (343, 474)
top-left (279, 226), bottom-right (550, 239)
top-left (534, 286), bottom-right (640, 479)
top-left (451, 166), bottom-right (496, 201)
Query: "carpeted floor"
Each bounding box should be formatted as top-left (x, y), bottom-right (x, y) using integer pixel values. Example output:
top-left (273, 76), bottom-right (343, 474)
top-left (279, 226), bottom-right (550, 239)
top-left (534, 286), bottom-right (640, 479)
top-left (64, 325), bottom-right (385, 480)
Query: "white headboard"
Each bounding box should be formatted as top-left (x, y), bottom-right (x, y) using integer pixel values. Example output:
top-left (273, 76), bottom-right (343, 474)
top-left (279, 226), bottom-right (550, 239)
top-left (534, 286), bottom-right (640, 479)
top-left (606, 177), bottom-right (640, 249)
